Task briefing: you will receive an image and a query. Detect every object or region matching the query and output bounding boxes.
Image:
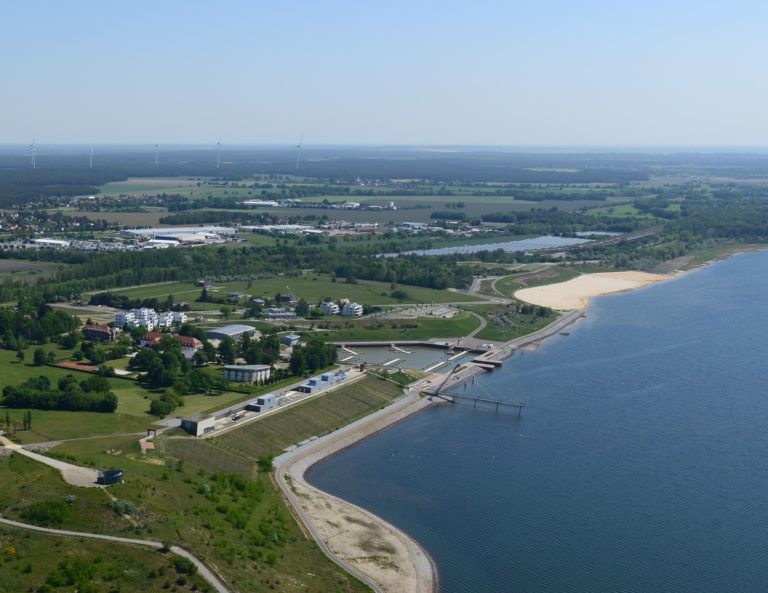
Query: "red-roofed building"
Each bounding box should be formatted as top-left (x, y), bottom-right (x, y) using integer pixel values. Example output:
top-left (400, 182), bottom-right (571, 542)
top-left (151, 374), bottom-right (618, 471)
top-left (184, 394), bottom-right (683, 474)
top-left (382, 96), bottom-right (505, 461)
top-left (82, 324), bottom-right (115, 342)
top-left (140, 332), bottom-right (203, 358)
top-left (175, 335), bottom-right (203, 358)
top-left (140, 331), bottom-right (167, 349)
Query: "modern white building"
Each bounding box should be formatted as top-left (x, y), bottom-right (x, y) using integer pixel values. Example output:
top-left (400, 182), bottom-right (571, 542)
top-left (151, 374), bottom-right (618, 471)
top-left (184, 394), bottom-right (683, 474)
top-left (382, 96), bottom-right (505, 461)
top-left (223, 364), bottom-right (271, 383)
top-left (246, 393), bottom-right (278, 412)
top-left (115, 307), bottom-right (185, 331)
top-left (341, 302), bottom-right (364, 317)
top-left (320, 301), bottom-right (340, 315)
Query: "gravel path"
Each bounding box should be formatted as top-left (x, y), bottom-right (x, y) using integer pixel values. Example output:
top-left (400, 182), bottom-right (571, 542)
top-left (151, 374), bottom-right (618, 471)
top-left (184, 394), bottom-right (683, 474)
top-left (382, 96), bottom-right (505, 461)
top-left (0, 517), bottom-right (232, 593)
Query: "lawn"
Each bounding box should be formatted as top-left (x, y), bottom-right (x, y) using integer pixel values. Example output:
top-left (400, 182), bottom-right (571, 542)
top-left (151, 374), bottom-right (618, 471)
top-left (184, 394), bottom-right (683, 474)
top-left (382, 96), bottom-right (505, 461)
top-left (310, 310), bottom-right (481, 341)
top-left (494, 266), bottom-right (582, 296)
top-left (463, 304), bottom-right (558, 342)
top-left (97, 273), bottom-right (480, 306)
top-left (5, 409), bottom-right (152, 444)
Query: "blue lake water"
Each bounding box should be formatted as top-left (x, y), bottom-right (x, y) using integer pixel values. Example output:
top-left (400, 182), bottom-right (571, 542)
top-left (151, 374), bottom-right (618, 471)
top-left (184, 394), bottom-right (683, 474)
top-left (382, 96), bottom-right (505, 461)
top-left (308, 251), bottom-right (768, 593)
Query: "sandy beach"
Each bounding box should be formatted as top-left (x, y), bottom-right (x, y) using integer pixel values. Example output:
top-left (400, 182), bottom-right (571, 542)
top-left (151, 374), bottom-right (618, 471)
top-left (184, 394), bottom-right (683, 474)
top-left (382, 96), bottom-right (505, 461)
top-left (515, 271), bottom-right (672, 310)
top-left (275, 392), bottom-right (437, 593)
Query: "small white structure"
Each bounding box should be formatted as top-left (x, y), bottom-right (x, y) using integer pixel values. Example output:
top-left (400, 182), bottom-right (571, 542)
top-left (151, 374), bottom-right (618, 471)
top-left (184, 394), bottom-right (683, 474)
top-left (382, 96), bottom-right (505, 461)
top-left (342, 302), bottom-right (363, 317)
top-left (246, 393), bottom-right (278, 412)
top-left (32, 238), bottom-right (71, 248)
top-left (320, 301), bottom-right (340, 315)
top-left (224, 364), bottom-right (271, 383)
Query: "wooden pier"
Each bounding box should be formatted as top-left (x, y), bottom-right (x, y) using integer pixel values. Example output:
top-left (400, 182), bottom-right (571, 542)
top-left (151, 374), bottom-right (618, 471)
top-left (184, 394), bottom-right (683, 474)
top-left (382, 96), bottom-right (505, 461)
top-left (435, 391), bottom-right (525, 417)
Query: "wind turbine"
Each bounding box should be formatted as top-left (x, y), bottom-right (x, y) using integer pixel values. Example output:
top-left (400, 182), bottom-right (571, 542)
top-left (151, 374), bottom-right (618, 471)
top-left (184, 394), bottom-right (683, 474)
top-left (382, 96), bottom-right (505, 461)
top-left (30, 134), bottom-right (37, 169)
top-left (89, 147), bottom-right (94, 169)
top-left (216, 138), bottom-right (221, 169)
top-left (294, 133), bottom-right (304, 171)
top-left (154, 144), bottom-right (159, 167)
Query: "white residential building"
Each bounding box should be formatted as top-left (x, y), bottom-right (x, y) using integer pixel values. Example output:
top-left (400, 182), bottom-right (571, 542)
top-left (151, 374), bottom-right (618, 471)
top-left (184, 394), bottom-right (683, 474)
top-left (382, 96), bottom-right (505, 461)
top-left (341, 302), bottom-right (363, 317)
top-left (157, 312), bottom-right (175, 328)
top-left (115, 308), bottom-right (186, 331)
top-left (115, 307), bottom-right (160, 331)
top-left (320, 301), bottom-right (340, 315)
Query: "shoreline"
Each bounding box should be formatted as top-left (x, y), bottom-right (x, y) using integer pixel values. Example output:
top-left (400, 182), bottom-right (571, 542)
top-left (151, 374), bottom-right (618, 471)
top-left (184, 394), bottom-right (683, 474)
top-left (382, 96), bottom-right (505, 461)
top-left (274, 392), bottom-right (440, 593)
top-left (271, 308), bottom-right (589, 593)
top-left (272, 258), bottom-right (735, 593)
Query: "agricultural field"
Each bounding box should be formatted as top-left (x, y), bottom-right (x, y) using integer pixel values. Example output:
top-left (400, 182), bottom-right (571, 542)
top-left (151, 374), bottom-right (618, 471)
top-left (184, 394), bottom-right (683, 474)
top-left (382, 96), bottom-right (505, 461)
top-left (99, 177), bottom-right (203, 196)
top-left (0, 450), bottom-right (369, 593)
top-left (0, 259), bottom-right (62, 283)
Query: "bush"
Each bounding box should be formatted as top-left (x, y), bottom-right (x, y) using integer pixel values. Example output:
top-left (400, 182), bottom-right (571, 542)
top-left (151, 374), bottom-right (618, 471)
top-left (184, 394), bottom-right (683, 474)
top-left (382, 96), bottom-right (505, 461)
top-left (109, 499), bottom-right (137, 516)
top-left (20, 499), bottom-right (69, 527)
top-left (173, 556), bottom-right (197, 575)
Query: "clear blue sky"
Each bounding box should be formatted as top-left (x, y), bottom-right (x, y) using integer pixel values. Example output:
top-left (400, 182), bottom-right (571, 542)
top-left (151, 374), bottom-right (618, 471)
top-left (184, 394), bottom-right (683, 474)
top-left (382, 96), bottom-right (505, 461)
top-left (3, 0), bottom-right (768, 145)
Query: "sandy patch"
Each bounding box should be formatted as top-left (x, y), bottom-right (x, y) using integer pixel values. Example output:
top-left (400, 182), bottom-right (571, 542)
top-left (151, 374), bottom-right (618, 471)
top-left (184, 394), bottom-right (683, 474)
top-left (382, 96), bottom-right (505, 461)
top-left (515, 271), bottom-right (671, 310)
top-left (276, 394), bottom-right (436, 593)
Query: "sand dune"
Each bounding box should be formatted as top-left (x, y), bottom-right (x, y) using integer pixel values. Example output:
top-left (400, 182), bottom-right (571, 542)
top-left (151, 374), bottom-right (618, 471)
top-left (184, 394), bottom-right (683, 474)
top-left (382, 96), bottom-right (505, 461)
top-left (515, 271), bottom-right (671, 310)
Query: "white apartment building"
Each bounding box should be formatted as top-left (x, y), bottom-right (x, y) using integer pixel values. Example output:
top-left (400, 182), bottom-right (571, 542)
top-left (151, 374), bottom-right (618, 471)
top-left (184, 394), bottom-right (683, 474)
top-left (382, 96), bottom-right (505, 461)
top-left (320, 301), bottom-right (340, 315)
top-left (341, 302), bottom-right (363, 317)
top-left (115, 307), bottom-right (184, 331)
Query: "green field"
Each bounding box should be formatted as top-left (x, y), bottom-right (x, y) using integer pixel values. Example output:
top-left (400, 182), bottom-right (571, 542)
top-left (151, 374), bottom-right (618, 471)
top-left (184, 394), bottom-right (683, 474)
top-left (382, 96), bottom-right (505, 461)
top-left (97, 273), bottom-right (480, 306)
top-left (494, 266), bottom-right (582, 296)
top-left (310, 310), bottom-right (481, 341)
top-left (0, 524), bottom-right (210, 593)
top-left (464, 304), bottom-right (558, 342)
top-left (99, 177), bottom-right (202, 196)
top-left (0, 451), bottom-right (369, 593)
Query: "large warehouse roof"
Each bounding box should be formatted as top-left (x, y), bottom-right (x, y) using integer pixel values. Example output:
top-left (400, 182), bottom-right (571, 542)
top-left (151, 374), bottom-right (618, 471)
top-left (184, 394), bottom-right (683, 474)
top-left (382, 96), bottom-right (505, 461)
top-left (206, 324), bottom-right (258, 337)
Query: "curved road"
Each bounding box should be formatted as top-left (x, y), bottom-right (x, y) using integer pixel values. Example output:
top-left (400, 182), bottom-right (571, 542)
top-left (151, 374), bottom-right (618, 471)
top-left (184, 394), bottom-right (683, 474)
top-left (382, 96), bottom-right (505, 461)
top-left (0, 516), bottom-right (231, 593)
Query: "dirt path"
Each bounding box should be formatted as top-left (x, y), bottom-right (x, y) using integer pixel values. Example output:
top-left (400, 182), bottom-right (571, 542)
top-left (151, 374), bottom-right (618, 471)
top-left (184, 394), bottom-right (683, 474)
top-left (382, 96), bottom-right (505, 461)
top-left (0, 517), bottom-right (232, 593)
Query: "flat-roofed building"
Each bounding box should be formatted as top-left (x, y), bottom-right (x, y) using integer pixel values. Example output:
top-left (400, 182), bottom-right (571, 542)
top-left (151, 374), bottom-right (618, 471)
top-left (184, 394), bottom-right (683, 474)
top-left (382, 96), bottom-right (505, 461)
top-left (224, 364), bottom-right (271, 383)
top-left (206, 324), bottom-right (260, 342)
top-left (246, 392), bottom-right (278, 412)
top-left (342, 302), bottom-right (364, 317)
top-left (280, 333), bottom-right (301, 347)
top-left (181, 414), bottom-right (217, 437)
top-left (320, 301), bottom-right (339, 315)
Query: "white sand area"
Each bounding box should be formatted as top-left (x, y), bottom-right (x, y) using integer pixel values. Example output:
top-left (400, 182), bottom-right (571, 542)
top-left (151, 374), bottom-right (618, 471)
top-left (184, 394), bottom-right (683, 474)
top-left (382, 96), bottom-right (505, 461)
top-left (515, 271), bottom-right (671, 310)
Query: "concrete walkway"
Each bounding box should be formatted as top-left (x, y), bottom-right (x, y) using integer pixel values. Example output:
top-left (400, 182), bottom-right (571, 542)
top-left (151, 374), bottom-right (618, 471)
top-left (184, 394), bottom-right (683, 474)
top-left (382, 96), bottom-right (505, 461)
top-left (0, 517), bottom-right (231, 593)
top-left (1, 435), bottom-right (99, 488)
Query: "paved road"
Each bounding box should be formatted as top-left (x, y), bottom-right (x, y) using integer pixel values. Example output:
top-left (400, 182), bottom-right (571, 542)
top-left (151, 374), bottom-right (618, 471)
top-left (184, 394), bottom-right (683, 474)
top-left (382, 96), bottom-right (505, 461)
top-left (0, 516), bottom-right (232, 593)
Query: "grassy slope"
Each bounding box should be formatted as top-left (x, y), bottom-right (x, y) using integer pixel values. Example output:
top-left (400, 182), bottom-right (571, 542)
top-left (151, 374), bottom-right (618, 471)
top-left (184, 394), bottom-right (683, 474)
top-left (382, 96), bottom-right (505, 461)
top-left (0, 524), bottom-right (210, 593)
top-left (172, 375), bottom-right (404, 465)
top-left (0, 450), bottom-right (370, 593)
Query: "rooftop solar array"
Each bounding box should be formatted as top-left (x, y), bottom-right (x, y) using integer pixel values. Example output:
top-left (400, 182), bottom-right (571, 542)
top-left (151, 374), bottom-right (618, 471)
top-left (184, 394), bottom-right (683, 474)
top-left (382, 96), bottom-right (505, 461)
top-left (380, 235), bottom-right (591, 257)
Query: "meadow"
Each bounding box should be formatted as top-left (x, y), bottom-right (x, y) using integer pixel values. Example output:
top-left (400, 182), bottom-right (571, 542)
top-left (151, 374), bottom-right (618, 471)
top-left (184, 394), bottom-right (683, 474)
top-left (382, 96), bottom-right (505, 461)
top-left (97, 273), bottom-right (480, 306)
top-left (0, 450), bottom-right (370, 593)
